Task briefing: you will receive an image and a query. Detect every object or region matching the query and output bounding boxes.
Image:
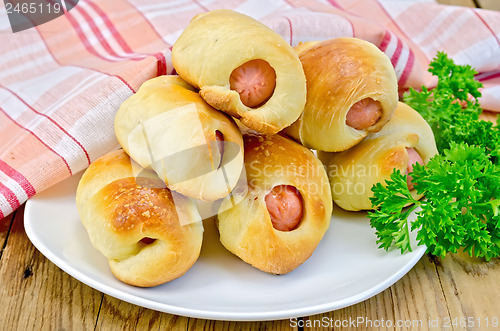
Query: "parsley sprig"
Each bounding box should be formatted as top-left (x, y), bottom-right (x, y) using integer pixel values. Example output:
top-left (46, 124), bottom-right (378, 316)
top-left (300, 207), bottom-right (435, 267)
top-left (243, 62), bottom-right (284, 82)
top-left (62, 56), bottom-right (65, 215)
top-left (369, 143), bottom-right (500, 259)
top-left (368, 52), bottom-right (500, 260)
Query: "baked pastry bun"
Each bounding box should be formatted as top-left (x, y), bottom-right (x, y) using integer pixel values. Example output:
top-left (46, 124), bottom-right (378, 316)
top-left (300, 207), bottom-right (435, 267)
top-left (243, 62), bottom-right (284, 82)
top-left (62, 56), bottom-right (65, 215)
top-left (76, 149), bottom-right (203, 287)
top-left (319, 102), bottom-right (438, 211)
top-left (285, 37), bottom-right (398, 152)
top-left (114, 75), bottom-right (244, 201)
top-left (172, 9), bottom-right (306, 134)
top-left (217, 133), bottom-right (333, 274)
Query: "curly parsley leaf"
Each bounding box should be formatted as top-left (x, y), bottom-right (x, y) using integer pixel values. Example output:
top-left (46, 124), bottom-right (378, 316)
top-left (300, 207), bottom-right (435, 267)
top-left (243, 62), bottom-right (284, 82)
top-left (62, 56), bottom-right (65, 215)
top-left (368, 170), bottom-right (420, 253)
top-left (428, 51), bottom-right (483, 102)
top-left (370, 53), bottom-right (500, 260)
top-left (403, 52), bottom-right (500, 163)
top-left (413, 143), bottom-right (500, 259)
top-left (370, 143), bottom-right (500, 260)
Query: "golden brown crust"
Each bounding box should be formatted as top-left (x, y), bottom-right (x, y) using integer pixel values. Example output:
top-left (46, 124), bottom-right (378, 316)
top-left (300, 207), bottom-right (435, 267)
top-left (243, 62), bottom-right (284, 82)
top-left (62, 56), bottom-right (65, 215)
top-left (320, 102), bottom-right (438, 211)
top-left (217, 134), bottom-right (332, 274)
top-left (172, 9), bottom-right (306, 134)
top-left (76, 149), bottom-right (203, 287)
top-left (293, 41), bottom-right (320, 55)
top-left (284, 37), bottom-right (398, 152)
top-left (114, 75), bottom-right (244, 201)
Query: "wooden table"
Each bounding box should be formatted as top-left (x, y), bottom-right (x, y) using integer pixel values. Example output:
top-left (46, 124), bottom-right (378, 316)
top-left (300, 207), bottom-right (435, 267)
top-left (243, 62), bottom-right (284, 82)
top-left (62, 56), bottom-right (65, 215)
top-left (1, 1), bottom-right (499, 330)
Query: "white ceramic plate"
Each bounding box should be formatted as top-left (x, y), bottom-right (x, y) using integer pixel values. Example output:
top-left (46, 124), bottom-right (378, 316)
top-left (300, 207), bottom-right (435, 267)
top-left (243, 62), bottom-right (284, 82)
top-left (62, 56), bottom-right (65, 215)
top-left (24, 172), bottom-right (425, 321)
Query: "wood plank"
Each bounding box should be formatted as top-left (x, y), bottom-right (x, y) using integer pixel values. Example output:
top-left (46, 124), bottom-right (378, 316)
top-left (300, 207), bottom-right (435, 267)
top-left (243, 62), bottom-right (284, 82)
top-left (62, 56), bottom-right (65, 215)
top-left (437, 0), bottom-right (500, 11)
top-left (435, 250), bottom-right (500, 329)
top-left (94, 295), bottom-right (189, 331)
top-left (303, 255), bottom-right (454, 330)
top-left (0, 204), bottom-right (102, 331)
top-left (478, 0), bottom-right (500, 11)
top-left (480, 111), bottom-right (499, 123)
top-left (303, 290), bottom-right (399, 330)
top-left (436, 0), bottom-right (476, 7)
top-left (303, 251), bottom-right (500, 330)
top-left (0, 210), bottom-right (15, 257)
top-left (188, 318), bottom-right (295, 331)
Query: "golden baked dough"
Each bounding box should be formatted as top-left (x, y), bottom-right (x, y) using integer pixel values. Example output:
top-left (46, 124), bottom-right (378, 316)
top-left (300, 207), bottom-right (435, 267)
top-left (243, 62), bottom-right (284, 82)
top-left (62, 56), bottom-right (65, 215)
top-left (76, 149), bottom-right (203, 287)
top-left (172, 9), bottom-right (306, 134)
top-left (114, 75), bottom-right (244, 201)
top-left (285, 37), bottom-right (398, 152)
top-left (217, 133), bottom-right (333, 274)
top-left (319, 102), bottom-right (438, 211)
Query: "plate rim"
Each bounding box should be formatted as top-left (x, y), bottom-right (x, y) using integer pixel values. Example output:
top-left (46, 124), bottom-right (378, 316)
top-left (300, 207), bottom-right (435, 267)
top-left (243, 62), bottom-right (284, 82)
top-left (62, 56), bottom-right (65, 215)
top-left (23, 174), bottom-right (426, 321)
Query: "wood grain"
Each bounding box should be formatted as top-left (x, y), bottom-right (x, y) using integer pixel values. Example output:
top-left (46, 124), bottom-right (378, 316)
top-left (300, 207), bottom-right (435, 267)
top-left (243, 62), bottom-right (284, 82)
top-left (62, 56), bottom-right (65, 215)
top-left (0, 205), bottom-right (102, 331)
top-left (478, 0), bottom-right (500, 10)
top-left (436, 0), bottom-right (476, 7)
top-left (94, 295), bottom-right (189, 331)
top-left (303, 253), bottom-right (500, 331)
top-left (480, 111), bottom-right (498, 123)
top-left (187, 319), bottom-right (294, 331)
top-left (436, 0), bottom-right (500, 11)
top-left (0, 210), bottom-right (15, 257)
top-left (436, 251), bottom-right (500, 329)
top-left (303, 255), bottom-right (450, 330)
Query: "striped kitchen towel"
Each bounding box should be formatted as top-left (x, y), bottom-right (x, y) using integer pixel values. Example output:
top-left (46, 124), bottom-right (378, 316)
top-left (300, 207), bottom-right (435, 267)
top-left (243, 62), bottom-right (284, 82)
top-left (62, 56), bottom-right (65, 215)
top-left (1, 0), bottom-right (499, 218)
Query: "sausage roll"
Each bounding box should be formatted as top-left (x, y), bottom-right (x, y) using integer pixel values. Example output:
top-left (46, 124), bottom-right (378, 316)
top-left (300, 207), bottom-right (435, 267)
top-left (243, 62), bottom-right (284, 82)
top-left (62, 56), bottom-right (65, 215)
top-left (114, 75), bottom-right (244, 201)
top-left (319, 102), bottom-right (438, 211)
top-left (217, 133), bottom-right (333, 274)
top-left (172, 9), bottom-right (306, 134)
top-left (76, 149), bottom-right (203, 287)
top-left (285, 37), bottom-right (398, 152)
